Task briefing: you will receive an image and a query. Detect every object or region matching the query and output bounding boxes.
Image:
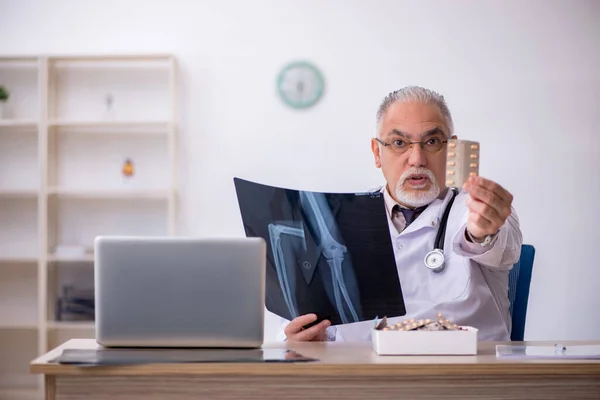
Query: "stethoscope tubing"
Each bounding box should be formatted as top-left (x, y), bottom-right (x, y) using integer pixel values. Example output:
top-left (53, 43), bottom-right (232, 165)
top-left (424, 188), bottom-right (458, 273)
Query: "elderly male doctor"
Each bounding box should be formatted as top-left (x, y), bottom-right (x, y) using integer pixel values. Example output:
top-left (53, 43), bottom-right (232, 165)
top-left (281, 86), bottom-right (523, 342)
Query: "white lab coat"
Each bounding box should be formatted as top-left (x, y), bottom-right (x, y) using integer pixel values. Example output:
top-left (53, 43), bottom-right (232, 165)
top-left (277, 186), bottom-right (523, 342)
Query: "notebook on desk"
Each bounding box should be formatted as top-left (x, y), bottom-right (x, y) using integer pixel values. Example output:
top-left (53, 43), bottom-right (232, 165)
top-left (496, 344), bottom-right (600, 359)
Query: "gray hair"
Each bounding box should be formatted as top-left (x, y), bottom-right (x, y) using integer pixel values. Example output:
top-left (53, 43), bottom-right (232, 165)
top-left (375, 86), bottom-right (454, 138)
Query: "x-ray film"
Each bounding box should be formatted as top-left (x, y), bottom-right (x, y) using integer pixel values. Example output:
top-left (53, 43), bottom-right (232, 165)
top-left (233, 177), bottom-right (406, 326)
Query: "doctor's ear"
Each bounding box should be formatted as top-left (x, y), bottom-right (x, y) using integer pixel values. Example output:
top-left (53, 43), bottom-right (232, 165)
top-left (371, 138), bottom-right (382, 168)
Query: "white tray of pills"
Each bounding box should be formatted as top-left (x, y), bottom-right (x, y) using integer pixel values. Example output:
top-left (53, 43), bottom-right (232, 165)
top-left (371, 313), bottom-right (478, 355)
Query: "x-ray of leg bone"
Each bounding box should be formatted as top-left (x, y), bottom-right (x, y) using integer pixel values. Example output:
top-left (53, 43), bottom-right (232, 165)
top-left (299, 191), bottom-right (361, 324)
top-left (268, 223), bottom-right (305, 319)
top-left (234, 177), bottom-right (406, 325)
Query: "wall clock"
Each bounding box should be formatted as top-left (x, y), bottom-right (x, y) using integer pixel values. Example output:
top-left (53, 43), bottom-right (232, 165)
top-left (276, 61), bottom-right (324, 109)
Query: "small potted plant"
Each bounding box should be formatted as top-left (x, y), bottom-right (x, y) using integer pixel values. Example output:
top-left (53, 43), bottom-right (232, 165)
top-left (0, 86), bottom-right (9, 119)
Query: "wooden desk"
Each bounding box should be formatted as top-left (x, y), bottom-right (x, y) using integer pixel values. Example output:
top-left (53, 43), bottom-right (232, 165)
top-left (31, 339), bottom-right (600, 400)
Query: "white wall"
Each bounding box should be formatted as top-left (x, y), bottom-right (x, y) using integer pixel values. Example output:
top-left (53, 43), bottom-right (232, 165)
top-left (2, 0), bottom-right (599, 342)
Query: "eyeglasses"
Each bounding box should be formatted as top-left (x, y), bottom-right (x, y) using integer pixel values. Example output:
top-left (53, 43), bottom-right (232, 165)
top-left (374, 136), bottom-right (449, 154)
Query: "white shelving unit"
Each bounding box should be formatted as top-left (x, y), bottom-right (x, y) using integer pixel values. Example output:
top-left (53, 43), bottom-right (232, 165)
top-left (0, 54), bottom-right (178, 398)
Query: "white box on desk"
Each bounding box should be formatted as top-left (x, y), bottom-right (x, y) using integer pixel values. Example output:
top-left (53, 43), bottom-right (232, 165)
top-left (371, 326), bottom-right (478, 355)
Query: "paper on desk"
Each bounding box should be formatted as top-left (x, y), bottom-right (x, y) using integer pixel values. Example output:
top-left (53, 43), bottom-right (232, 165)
top-left (496, 344), bottom-right (600, 359)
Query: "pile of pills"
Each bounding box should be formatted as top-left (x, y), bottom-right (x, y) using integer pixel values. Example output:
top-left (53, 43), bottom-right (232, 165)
top-left (375, 312), bottom-right (460, 331)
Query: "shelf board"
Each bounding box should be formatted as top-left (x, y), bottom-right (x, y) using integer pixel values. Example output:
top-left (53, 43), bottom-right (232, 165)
top-left (49, 54), bottom-right (173, 62)
top-left (47, 321), bottom-right (94, 330)
top-left (48, 254), bottom-right (94, 263)
top-left (48, 120), bottom-right (170, 131)
top-left (0, 120), bottom-right (38, 128)
top-left (0, 323), bottom-right (38, 330)
top-left (0, 388), bottom-right (40, 400)
top-left (0, 190), bottom-right (38, 199)
top-left (47, 187), bottom-right (170, 200)
top-left (0, 56), bottom-right (39, 62)
top-left (0, 57), bottom-right (39, 71)
top-left (0, 256), bottom-right (38, 264)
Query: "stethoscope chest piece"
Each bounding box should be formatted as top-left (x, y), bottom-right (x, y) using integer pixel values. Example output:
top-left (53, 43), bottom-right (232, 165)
top-left (423, 188), bottom-right (458, 273)
top-left (424, 249), bottom-right (446, 273)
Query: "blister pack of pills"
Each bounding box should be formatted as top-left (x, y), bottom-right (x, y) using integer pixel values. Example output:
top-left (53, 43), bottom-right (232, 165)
top-left (446, 139), bottom-right (480, 188)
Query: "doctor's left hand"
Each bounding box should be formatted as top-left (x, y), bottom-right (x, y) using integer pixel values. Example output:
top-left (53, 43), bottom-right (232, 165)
top-left (463, 176), bottom-right (513, 240)
top-left (285, 314), bottom-right (331, 342)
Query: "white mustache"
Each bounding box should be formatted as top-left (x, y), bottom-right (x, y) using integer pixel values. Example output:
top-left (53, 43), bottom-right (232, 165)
top-left (399, 167), bottom-right (435, 184)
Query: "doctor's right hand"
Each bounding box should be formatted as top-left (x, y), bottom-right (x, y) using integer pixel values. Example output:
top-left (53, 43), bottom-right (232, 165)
top-left (285, 314), bottom-right (331, 342)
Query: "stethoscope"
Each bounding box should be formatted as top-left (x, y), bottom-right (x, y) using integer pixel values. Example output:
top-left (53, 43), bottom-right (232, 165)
top-left (423, 188), bottom-right (458, 273)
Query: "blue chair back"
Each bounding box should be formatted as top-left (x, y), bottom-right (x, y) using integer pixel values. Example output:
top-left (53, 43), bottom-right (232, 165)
top-left (508, 244), bottom-right (535, 341)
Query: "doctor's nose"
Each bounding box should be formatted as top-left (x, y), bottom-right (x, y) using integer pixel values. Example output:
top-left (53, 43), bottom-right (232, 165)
top-left (407, 143), bottom-right (427, 167)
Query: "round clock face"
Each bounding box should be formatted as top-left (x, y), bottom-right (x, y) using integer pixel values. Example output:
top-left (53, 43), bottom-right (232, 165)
top-left (277, 61), bottom-right (324, 109)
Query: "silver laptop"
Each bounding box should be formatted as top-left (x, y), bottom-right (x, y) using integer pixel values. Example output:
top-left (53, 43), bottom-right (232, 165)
top-left (94, 236), bottom-right (266, 348)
